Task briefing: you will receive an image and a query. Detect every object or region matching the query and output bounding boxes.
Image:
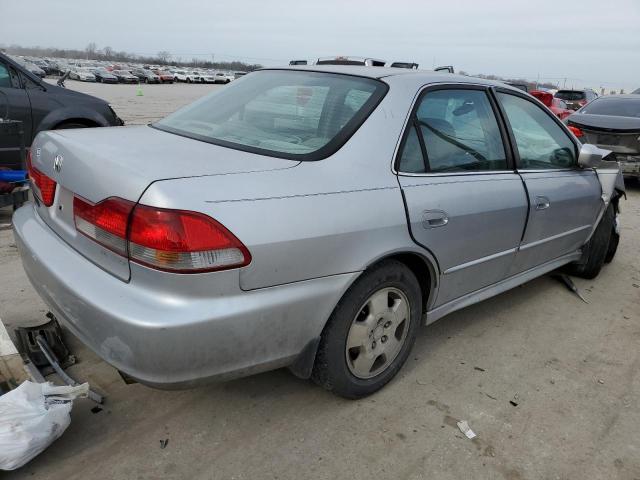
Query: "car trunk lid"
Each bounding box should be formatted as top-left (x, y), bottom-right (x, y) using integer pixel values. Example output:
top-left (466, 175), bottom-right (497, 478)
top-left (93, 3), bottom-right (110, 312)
top-left (30, 125), bottom-right (299, 281)
top-left (570, 114), bottom-right (640, 155)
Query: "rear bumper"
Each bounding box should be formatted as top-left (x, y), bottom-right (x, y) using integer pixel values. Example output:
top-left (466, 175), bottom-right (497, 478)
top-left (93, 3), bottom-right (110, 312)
top-left (13, 203), bottom-right (356, 388)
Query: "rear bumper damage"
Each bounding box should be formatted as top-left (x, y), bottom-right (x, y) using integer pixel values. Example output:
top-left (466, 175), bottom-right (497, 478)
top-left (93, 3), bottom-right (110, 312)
top-left (13, 203), bottom-right (356, 388)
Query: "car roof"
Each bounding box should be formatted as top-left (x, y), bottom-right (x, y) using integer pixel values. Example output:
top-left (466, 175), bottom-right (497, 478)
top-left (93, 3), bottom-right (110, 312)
top-left (260, 65), bottom-right (521, 90)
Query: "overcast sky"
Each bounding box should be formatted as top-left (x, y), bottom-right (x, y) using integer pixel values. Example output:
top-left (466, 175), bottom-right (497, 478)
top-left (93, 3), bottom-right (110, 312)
top-left (2, 0), bottom-right (639, 91)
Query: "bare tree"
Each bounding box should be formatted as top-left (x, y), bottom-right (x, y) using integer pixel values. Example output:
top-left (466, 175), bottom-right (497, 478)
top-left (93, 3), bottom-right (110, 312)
top-left (103, 46), bottom-right (113, 59)
top-left (157, 50), bottom-right (171, 63)
top-left (85, 42), bottom-right (97, 59)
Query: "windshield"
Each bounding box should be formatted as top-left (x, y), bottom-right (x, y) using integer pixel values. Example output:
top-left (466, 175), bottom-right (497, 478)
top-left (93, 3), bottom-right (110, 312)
top-left (580, 97), bottom-right (640, 118)
top-left (556, 90), bottom-right (586, 101)
top-left (154, 70), bottom-right (387, 160)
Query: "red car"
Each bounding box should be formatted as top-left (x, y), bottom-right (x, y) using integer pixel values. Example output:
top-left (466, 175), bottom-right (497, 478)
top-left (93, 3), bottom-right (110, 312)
top-left (153, 70), bottom-right (174, 84)
top-left (530, 90), bottom-right (573, 120)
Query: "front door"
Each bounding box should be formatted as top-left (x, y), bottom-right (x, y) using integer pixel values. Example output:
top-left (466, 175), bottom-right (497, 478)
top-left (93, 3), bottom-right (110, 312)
top-left (0, 59), bottom-right (32, 169)
top-left (396, 86), bottom-right (528, 307)
top-left (495, 91), bottom-right (602, 274)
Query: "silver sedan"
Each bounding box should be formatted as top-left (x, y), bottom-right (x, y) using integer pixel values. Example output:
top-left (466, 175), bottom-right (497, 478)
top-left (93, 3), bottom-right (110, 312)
top-left (14, 66), bottom-right (624, 398)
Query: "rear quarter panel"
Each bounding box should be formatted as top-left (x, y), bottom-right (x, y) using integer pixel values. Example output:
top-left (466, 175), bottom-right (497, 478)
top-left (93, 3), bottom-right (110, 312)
top-left (139, 80), bottom-right (433, 290)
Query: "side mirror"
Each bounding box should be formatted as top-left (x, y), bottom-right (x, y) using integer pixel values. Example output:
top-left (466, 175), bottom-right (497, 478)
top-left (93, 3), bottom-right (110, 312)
top-left (578, 144), bottom-right (612, 168)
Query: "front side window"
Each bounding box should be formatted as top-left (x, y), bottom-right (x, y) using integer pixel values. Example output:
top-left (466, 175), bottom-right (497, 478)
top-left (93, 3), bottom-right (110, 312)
top-left (399, 89), bottom-right (507, 173)
top-left (155, 70), bottom-right (387, 160)
top-left (498, 92), bottom-right (576, 169)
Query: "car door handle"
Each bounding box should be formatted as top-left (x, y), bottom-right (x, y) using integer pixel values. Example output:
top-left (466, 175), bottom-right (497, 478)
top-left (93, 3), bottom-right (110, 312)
top-left (535, 196), bottom-right (551, 210)
top-left (422, 210), bottom-right (449, 228)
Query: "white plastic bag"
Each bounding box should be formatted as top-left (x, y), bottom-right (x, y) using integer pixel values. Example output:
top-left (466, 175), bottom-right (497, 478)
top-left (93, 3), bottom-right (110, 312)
top-left (0, 381), bottom-right (88, 470)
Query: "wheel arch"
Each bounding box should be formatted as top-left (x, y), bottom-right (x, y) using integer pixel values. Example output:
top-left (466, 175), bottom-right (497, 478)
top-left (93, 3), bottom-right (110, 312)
top-left (289, 249), bottom-right (439, 380)
top-left (365, 251), bottom-right (438, 314)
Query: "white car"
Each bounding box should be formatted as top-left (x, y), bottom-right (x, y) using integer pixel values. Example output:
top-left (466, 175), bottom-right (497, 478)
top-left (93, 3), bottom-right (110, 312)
top-left (172, 70), bottom-right (188, 82)
top-left (214, 71), bottom-right (232, 84)
top-left (199, 72), bottom-right (216, 83)
top-left (69, 67), bottom-right (96, 82)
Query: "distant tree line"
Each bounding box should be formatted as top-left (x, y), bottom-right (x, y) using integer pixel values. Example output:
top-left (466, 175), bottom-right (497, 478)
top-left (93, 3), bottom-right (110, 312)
top-left (0, 43), bottom-right (262, 71)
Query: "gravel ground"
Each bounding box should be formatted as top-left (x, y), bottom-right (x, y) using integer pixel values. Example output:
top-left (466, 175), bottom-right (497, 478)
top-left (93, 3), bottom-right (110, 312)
top-left (1, 82), bottom-right (639, 480)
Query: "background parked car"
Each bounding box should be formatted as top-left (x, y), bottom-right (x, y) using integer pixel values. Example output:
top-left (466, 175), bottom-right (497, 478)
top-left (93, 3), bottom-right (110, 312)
top-left (198, 72), bottom-right (216, 83)
top-left (69, 67), bottom-right (97, 82)
top-left (153, 70), bottom-right (174, 83)
top-left (14, 58), bottom-right (46, 78)
top-left (555, 88), bottom-right (598, 110)
top-left (111, 69), bottom-right (139, 83)
top-left (530, 90), bottom-right (573, 120)
top-left (567, 94), bottom-right (640, 178)
top-left (0, 52), bottom-right (123, 169)
top-left (213, 72), bottom-right (231, 84)
top-left (92, 68), bottom-right (119, 84)
top-left (131, 68), bottom-right (161, 83)
top-left (172, 70), bottom-right (189, 82)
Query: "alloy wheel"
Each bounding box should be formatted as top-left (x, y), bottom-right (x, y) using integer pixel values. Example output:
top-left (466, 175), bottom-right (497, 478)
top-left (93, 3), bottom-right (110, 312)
top-left (345, 287), bottom-right (410, 379)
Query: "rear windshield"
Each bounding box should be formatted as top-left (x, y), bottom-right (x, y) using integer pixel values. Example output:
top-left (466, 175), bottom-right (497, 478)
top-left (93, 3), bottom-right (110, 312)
top-left (580, 97), bottom-right (640, 118)
top-left (555, 90), bottom-right (586, 101)
top-left (154, 70), bottom-right (387, 160)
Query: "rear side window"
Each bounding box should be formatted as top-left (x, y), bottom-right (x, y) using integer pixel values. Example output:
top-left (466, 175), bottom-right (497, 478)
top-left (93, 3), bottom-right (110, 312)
top-left (398, 89), bottom-right (507, 173)
top-left (497, 93), bottom-right (576, 169)
top-left (555, 90), bottom-right (586, 101)
top-left (155, 70), bottom-right (387, 160)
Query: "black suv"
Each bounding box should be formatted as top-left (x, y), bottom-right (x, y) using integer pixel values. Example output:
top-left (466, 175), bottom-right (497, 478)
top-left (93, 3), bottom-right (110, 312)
top-left (555, 89), bottom-right (598, 111)
top-left (0, 52), bottom-right (123, 169)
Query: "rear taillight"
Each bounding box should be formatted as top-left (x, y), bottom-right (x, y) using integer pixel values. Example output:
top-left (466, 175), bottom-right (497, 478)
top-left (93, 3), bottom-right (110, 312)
top-left (26, 150), bottom-right (57, 207)
top-left (74, 196), bottom-right (134, 255)
top-left (73, 196), bottom-right (251, 273)
top-left (568, 125), bottom-right (584, 138)
top-left (578, 99), bottom-right (587, 106)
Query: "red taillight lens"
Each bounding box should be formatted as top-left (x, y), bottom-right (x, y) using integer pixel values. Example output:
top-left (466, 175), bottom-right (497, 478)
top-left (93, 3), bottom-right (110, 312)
top-left (26, 150), bottom-right (57, 207)
top-left (74, 196), bottom-right (134, 255)
top-left (128, 205), bottom-right (251, 272)
top-left (568, 125), bottom-right (584, 138)
top-left (73, 196), bottom-right (251, 273)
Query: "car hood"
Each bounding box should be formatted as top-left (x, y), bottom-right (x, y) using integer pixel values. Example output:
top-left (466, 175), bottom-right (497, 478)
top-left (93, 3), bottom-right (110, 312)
top-left (570, 113), bottom-right (640, 132)
top-left (43, 83), bottom-right (108, 106)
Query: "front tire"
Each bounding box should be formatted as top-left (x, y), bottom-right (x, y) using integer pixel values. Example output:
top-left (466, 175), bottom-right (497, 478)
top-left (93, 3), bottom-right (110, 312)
top-left (565, 203), bottom-right (614, 279)
top-left (312, 260), bottom-right (422, 399)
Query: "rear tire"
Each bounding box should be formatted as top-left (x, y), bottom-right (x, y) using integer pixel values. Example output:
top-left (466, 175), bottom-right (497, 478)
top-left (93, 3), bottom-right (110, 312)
top-left (565, 203), bottom-right (614, 279)
top-left (312, 260), bottom-right (422, 399)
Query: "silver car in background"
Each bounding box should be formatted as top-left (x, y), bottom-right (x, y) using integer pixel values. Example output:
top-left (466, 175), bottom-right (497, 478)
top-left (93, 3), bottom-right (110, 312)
top-left (14, 66), bottom-right (624, 398)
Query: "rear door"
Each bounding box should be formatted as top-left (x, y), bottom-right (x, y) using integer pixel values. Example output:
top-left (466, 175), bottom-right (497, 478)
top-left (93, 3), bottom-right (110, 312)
top-left (0, 59), bottom-right (32, 168)
top-left (397, 86), bottom-right (528, 307)
top-left (495, 90), bottom-right (602, 274)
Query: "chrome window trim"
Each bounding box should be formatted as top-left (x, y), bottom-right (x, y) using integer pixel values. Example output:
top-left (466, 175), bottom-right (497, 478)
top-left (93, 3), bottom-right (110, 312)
top-left (397, 169), bottom-right (516, 178)
top-left (391, 81), bottom-right (514, 176)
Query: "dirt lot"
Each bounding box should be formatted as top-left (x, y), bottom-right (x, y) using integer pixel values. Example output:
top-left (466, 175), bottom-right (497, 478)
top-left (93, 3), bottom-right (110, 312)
top-left (1, 81), bottom-right (639, 480)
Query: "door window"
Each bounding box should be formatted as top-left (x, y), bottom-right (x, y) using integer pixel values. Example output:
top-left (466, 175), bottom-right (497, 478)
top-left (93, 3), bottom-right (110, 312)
top-left (498, 92), bottom-right (576, 169)
top-left (398, 89), bottom-right (507, 173)
top-left (0, 63), bottom-right (11, 88)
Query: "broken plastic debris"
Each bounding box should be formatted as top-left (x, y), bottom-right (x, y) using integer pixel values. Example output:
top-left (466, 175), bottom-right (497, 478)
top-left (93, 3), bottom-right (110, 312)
top-left (456, 420), bottom-right (476, 439)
